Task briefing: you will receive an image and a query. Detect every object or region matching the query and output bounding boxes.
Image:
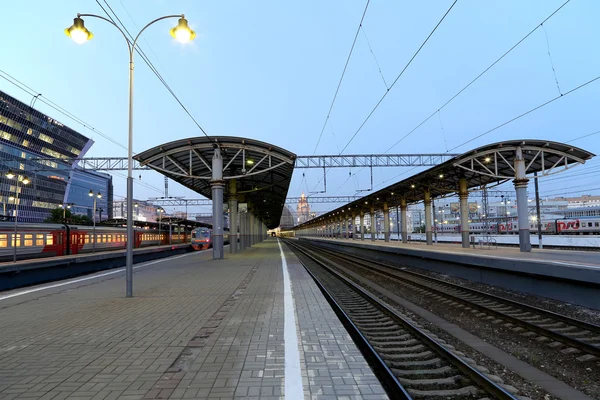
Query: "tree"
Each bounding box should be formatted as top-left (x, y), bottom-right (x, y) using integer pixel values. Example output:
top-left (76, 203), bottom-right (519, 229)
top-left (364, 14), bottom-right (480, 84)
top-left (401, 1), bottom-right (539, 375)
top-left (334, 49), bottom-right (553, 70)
top-left (45, 208), bottom-right (93, 225)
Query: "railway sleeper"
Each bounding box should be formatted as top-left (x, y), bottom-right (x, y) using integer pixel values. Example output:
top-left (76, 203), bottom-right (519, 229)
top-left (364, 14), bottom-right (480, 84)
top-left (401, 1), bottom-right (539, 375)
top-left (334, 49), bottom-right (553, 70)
top-left (377, 350), bottom-right (434, 361)
top-left (370, 337), bottom-right (417, 347)
top-left (357, 321), bottom-right (397, 329)
top-left (386, 357), bottom-right (444, 369)
top-left (374, 344), bottom-right (427, 354)
top-left (364, 330), bottom-right (407, 338)
top-left (398, 374), bottom-right (469, 388)
top-left (405, 385), bottom-right (481, 399)
top-left (391, 365), bottom-right (455, 377)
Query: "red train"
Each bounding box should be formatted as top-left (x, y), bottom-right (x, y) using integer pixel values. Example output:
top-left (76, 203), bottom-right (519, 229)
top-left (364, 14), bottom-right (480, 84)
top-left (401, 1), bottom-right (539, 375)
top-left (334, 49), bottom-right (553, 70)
top-left (0, 222), bottom-right (189, 262)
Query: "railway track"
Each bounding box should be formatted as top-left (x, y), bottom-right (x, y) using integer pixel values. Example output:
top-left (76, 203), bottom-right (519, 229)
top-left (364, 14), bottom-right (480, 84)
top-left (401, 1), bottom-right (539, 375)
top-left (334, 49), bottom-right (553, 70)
top-left (297, 240), bottom-right (600, 362)
top-left (285, 240), bottom-right (519, 400)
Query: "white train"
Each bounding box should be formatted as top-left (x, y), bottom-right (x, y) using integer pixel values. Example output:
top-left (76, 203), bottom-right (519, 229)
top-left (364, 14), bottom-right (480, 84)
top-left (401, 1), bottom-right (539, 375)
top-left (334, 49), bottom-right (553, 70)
top-left (435, 217), bottom-right (600, 235)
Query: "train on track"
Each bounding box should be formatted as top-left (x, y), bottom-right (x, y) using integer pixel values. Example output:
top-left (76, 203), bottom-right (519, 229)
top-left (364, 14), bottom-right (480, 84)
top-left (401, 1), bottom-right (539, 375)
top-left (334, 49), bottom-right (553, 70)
top-left (0, 222), bottom-right (189, 262)
top-left (435, 216), bottom-right (600, 235)
top-left (190, 227), bottom-right (230, 250)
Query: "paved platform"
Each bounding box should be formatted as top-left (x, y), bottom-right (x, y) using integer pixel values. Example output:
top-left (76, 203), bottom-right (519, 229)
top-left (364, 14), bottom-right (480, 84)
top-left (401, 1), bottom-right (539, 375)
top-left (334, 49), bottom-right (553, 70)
top-left (0, 239), bottom-right (387, 400)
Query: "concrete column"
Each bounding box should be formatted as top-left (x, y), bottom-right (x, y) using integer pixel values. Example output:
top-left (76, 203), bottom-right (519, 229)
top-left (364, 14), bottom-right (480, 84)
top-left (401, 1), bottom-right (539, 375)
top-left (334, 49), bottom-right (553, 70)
top-left (360, 211), bottom-right (365, 241)
top-left (400, 198), bottom-right (408, 243)
top-left (352, 214), bottom-right (356, 240)
top-left (228, 179), bottom-right (238, 253)
top-left (424, 190), bottom-right (433, 245)
top-left (370, 207), bottom-right (376, 241)
top-left (248, 212), bottom-right (254, 246)
top-left (211, 147), bottom-right (225, 259)
top-left (239, 211), bottom-right (247, 250)
top-left (514, 147), bottom-right (531, 252)
top-left (459, 177), bottom-right (470, 248)
top-left (383, 202), bottom-right (390, 242)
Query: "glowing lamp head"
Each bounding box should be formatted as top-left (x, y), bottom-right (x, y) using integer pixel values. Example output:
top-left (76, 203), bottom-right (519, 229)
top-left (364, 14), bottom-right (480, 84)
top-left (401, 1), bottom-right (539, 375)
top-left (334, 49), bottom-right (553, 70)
top-left (6, 170), bottom-right (15, 179)
top-left (21, 177), bottom-right (30, 185)
top-left (97, 193), bottom-right (102, 199)
top-left (170, 17), bottom-right (196, 43)
top-left (65, 17), bottom-right (93, 44)
top-left (8, 196), bottom-right (14, 201)
top-left (88, 189), bottom-right (94, 197)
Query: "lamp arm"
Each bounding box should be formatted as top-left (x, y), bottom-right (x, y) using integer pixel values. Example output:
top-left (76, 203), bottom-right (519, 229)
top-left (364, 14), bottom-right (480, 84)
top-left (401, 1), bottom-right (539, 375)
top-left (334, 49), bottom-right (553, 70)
top-left (131, 15), bottom-right (183, 57)
top-left (77, 13), bottom-right (132, 53)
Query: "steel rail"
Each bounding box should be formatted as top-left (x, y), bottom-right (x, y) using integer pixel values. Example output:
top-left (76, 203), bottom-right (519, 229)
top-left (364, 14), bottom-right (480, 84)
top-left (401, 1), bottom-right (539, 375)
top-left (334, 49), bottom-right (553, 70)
top-left (285, 239), bottom-right (518, 400)
top-left (307, 242), bottom-right (600, 358)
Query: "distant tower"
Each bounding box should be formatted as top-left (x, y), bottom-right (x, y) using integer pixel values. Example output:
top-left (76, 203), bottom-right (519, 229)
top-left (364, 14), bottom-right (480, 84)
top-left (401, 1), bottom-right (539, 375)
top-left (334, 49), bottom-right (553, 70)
top-left (297, 192), bottom-right (311, 224)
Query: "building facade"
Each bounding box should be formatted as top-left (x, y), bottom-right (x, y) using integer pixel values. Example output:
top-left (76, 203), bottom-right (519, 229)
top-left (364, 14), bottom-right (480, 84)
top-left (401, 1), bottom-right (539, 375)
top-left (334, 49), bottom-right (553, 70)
top-left (0, 90), bottom-right (112, 222)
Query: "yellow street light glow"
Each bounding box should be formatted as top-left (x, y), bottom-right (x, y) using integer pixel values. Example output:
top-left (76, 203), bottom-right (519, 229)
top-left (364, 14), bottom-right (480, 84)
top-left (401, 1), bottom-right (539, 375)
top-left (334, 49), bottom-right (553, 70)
top-left (246, 159), bottom-right (254, 165)
top-left (6, 170), bottom-right (14, 179)
top-left (484, 156), bottom-right (491, 163)
top-left (8, 196), bottom-right (14, 201)
top-left (410, 184), bottom-right (415, 189)
top-left (439, 174), bottom-right (444, 179)
top-left (88, 190), bottom-right (94, 197)
top-left (22, 177), bottom-right (30, 185)
top-left (97, 192), bottom-right (102, 199)
top-left (65, 17), bottom-right (93, 44)
top-left (170, 17), bottom-right (196, 43)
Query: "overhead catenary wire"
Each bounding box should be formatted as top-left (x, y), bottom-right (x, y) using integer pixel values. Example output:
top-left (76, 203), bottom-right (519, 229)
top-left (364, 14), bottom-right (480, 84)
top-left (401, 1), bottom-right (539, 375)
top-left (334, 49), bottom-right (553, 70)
top-left (97, 0), bottom-right (215, 144)
top-left (312, 0), bottom-right (371, 155)
top-left (0, 69), bottom-right (129, 152)
top-left (313, 1), bottom-right (458, 193)
top-left (385, 0), bottom-right (572, 153)
top-left (338, 0), bottom-right (458, 155)
top-left (448, 73), bottom-right (600, 152)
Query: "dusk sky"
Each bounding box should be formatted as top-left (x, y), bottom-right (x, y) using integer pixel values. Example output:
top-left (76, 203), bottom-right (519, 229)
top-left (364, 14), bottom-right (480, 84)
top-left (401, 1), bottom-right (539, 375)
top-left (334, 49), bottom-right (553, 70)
top-left (1, 0), bottom-right (599, 217)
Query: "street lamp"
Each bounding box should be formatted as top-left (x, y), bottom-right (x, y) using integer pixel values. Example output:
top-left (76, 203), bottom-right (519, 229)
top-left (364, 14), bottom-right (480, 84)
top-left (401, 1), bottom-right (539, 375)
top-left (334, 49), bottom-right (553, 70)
top-left (157, 207), bottom-right (165, 243)
top-left (66, 13), bottom-right (195, 298)
top-left (59, 203), bottom-right (73, 222)
top-left (89, 190), bottom-right (102, 252)
top-left (7, 170), bottom-right (30, 262)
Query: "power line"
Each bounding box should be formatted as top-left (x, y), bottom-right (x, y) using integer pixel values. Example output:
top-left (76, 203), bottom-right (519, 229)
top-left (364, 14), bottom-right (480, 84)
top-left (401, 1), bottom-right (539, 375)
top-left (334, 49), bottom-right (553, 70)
top-left (338, 0), bottom-right (458, 155)
top-left (448, 73), bottom-right (600, 151)
top-left (97, 0), bottom-right (214, 144)
top-left (312, 0), bottom-right (458, 193)
top-left (385, 0), bottom-right (571, 153)
top-left (567, 129), bottom-right (600, 143)
top-left (0, 69), bottom-right (129, 152)
top-left (312, 0), bottom-right (371, 155)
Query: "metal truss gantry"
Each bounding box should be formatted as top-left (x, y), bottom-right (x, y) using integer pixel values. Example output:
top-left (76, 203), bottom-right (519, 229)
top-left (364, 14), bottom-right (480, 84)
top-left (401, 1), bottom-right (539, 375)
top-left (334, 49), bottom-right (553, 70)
top-left (147, 195), bottom-right (362, 206)
top-left (29, 153), bottom-right (458, 171)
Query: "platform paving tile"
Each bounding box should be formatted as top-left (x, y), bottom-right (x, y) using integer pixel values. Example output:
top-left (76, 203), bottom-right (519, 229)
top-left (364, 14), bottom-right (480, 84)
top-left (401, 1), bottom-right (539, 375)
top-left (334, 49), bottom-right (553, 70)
top-left (160, 240), bottom-right (387, 400)
top-left (0, 251), bottom-right (257, 400)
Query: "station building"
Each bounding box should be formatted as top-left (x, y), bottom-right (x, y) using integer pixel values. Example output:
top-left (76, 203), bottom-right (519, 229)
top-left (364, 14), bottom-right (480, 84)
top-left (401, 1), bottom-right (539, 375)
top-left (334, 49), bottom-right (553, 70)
top-left (0, 90), bottom-right (112, 222)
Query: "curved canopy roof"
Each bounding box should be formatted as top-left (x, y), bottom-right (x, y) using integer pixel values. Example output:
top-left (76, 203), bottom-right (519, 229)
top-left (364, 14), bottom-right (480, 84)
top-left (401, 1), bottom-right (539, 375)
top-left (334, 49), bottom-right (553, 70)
top-left (294, 139), bottom-right (595, 228)
top-left (134, 136), bottom-right (296, 229)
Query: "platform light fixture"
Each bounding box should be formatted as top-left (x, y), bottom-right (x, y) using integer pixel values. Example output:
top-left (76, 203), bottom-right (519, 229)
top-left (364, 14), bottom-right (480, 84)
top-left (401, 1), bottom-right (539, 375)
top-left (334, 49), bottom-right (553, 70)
top-left (66, 11), bottom-right (195, 297)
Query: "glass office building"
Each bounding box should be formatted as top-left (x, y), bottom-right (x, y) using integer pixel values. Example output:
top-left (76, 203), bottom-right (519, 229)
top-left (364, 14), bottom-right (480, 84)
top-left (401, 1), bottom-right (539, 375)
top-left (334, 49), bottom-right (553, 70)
top-left (0, 90), bottom-right (113, 222)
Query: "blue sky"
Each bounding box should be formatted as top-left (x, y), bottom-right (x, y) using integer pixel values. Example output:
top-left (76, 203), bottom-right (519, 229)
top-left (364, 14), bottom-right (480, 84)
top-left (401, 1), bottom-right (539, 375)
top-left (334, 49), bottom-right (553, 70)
top-left (1, 0), bottom-right (599, 216)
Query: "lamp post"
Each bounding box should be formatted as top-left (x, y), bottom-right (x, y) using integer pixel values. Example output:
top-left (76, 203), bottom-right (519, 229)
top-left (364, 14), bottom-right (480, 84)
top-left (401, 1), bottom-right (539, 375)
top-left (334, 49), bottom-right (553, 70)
top-left (157, 207), bottom-right (164, 244)
top-left (6, 170), bottom-right (30, 262)
top-left (59, 203), bottom-right (73, 222)
top-left (66, 13), bottom-right (195, 297)
top-left (89, 190), bottom-right (102, 252)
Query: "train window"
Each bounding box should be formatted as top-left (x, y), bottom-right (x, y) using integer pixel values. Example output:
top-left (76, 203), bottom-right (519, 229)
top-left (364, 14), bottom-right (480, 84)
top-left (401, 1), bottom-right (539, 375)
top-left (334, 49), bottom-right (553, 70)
top-left (588, 223), bottom-right (593, 227)
top-left (596, 222), bottom-right (600, 227)
top-left (36, 234), bottom-right (44, 246)
top-left (0, 234), bottom-right (7, 248)
top-left (47, 234), bottom-right (54, 245)
top-left (84, 234), bottom-right (90, 244)
top-left (12, 234), bottom-right (21, 247)
top-left (24, 234), bottom-right (33, 246)
top-left (108, 234), bottom-right (112, 242)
